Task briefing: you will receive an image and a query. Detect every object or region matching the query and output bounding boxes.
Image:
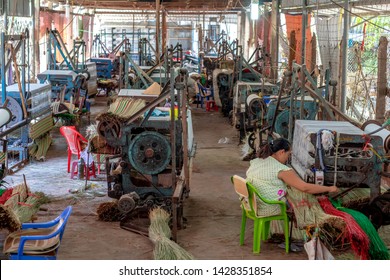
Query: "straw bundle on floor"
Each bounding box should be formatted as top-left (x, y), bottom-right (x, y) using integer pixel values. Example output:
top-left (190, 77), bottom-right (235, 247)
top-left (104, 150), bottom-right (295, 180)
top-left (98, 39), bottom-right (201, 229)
top-left (148, 208), bottom-right (194, 260)
top-left (13, 193), bottom-right (48, 223)
top-left (4, 183), bottom-right (29, 209)
top-left (0, 204), bottom-right (21, 232)
top-left (318, 196), bottom-right (370, 260)
top-left (97, 201), bottom-right (122, 222)
top-left (331, 200), bottom-right (390, 260)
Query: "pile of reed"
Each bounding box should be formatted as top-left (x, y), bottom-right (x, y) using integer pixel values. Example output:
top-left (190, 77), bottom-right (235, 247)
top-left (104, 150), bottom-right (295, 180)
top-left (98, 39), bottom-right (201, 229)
top-left (0, 182), bottom-right (49, 231)
top-left (331, 199), bottom-right (390, 260)
top-left (0, 204), bottom-right (21, 232)
top-left (97, 201), bottom-right (122, 222)
top-left (284, 188), bottom-right (346, 249)
top-left (148, 207), bottom-right (194, 260)
top-left (318, 196), bottom-right (370, 260)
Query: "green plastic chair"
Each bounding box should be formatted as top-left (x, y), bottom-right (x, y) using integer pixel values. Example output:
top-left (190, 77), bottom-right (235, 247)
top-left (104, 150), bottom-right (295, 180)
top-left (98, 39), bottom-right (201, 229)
top-left (231, 175), bottom-right (289, 253)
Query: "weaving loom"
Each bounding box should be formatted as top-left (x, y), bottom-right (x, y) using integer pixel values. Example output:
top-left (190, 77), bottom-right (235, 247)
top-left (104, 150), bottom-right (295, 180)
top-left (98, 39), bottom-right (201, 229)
top-left (291, 120), bottom-right (384, 200)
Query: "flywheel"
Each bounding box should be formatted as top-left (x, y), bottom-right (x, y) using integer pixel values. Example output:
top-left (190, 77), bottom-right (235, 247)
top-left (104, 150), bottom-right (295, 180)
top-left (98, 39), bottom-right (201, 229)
top-left (128, 131), bottom-right (171, 175)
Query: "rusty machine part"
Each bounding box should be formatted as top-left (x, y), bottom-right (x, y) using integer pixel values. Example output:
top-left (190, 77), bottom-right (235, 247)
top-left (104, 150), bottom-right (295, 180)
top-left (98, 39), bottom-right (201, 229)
top-left (100, 71), bottom-right (194, 240)
top-left (97, 118), bottom-right (121, 139)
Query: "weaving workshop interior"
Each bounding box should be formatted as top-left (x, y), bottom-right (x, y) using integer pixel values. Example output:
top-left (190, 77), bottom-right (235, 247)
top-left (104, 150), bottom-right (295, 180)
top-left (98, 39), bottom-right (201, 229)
top-left (0, 0), bottom-right (390, 261)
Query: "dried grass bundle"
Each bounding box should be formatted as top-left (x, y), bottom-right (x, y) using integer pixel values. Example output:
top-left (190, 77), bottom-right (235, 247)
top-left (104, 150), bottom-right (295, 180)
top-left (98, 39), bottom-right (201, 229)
top-left (285, 188), bottom-right (347, 249)
top-left (0, 204), bottom-right (21, 232)
top-left (86, 123), bottom-right (99, 140)
top-left (149, 208), bottom-right (171, 241)
top-left (4, 183), bottom-right (30, 209)
top-left (96, 112), bottom-right (127, 124)
top-left (13, 193), bottom-right (47, 223)
top-left (97, 201), bottom-right (122, 222)
top-left (287, 188), bottom-right (345, 230)
top-left (148, 207), bottom-right (194, 260)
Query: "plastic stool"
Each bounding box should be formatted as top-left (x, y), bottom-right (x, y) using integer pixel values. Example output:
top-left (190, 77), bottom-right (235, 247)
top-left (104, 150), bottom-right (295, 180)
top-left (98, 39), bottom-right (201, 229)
top-left (70, 160), bottom-right (97, 180)
top-left (206, 100), bottom-right (218, 112)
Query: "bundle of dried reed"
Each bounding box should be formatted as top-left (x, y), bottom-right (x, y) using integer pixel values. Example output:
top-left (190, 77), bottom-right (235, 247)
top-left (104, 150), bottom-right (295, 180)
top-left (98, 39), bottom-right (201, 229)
top-left (148, 208), bottom-right (194, 260)
top-left (97, 201), bottom-right (122, 222)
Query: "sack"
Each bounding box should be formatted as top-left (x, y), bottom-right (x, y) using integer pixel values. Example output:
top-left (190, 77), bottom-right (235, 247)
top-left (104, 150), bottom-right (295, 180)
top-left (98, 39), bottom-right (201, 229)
top-left (304, 237), bottom-right (334, 260)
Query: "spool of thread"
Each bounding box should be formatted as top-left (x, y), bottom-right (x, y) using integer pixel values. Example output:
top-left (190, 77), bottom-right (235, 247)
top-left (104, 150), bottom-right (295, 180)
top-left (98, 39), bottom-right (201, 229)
top-left (0, 108), bottom-right (12, 128)
top-left (246, 94), bottom-right (265, 116)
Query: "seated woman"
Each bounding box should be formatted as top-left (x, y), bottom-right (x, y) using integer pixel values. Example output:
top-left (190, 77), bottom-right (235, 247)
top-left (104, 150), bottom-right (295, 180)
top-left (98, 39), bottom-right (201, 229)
top-left (246, 137), bottom-right (338, 216)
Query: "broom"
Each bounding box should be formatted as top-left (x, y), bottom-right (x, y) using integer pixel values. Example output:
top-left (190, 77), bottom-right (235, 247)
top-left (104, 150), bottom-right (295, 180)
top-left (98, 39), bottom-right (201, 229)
top-left (148, 207), bottom-right (194, 260)
top-left (318, 196), bottom-right (370, 260)
top-left (331, 199), bottom-right (390, 260)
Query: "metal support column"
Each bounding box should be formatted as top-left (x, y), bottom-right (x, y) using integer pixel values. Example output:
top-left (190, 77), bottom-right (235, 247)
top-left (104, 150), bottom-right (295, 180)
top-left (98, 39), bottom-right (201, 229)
top-left (341, 0), bottom-right (350, 113)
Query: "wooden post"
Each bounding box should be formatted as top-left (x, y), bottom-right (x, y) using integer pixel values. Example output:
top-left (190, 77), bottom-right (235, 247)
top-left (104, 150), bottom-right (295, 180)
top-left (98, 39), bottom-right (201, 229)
top-left (263, 10), bottom-right (271, 77)
top-left (301, 0), bottom-right (307, 65)
top-left (340, 0), bottom-right (350, 113)
top-left (288, 30), bottom-right (296, 86)
top-left (376, 36), bottom-right (388, 123)
top-left (162, 9), bottom-right (167, 55)
top-left (182, 76), bottom-right (189, 191)
top-left (32, 0), bottom-right (40, 81)
top-left (310, 33), bottom-right (317, 74)
top-left (10, 45), bottom-right (28, 119)
top-left (337, 39), bottom-right (343, 114)
top-left (155, 0), bottom-right (161, 63)
top-left (270, 0), bottom-right (280, 82)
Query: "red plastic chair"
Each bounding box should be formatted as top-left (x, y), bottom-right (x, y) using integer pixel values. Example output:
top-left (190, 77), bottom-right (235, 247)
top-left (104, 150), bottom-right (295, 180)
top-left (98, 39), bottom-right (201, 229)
top-left (59, 126), bottom-right (87, 173)
top-left (59, 126), bottom-right (96, 179)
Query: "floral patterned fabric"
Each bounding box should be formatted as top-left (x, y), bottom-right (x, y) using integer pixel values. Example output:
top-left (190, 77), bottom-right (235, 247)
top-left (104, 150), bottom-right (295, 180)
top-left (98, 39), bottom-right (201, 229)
top-left (246, 157), bottom-right (291, 217)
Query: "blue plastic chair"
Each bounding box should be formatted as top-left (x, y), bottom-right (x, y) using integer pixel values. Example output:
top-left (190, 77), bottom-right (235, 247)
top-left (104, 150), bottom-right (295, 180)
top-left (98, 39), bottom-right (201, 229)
top-left (4, 206), bottom-right (73, 260)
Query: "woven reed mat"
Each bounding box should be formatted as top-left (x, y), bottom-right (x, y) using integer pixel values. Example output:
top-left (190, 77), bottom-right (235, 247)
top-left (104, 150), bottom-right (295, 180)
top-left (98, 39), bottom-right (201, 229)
top-left (107, 97), bottom-right (146, 120)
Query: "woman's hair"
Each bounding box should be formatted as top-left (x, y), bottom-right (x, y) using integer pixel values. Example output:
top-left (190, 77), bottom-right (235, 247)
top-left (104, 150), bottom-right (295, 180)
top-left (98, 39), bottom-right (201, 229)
top-left (257, 138), bottom-right (291, 159)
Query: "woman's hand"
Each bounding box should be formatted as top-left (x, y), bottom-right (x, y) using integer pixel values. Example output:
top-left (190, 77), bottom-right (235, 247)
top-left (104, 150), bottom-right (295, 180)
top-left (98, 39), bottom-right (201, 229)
top-left (328, 186), bottom-right (339, 193)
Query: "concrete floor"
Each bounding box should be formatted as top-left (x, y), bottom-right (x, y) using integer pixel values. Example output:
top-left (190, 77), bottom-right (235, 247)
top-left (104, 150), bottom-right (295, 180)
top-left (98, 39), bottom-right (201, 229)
top-left (2, 96), bottom-right (388, 260)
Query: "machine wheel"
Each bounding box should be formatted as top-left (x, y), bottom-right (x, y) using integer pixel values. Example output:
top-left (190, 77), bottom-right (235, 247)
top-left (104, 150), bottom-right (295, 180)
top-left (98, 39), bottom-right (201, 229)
top-left (128, 131), bottom-right (171, 175)
top-left (118, 193), bottom-right (137, 214)
top-left (97, 119), bottom-right (121, 139)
